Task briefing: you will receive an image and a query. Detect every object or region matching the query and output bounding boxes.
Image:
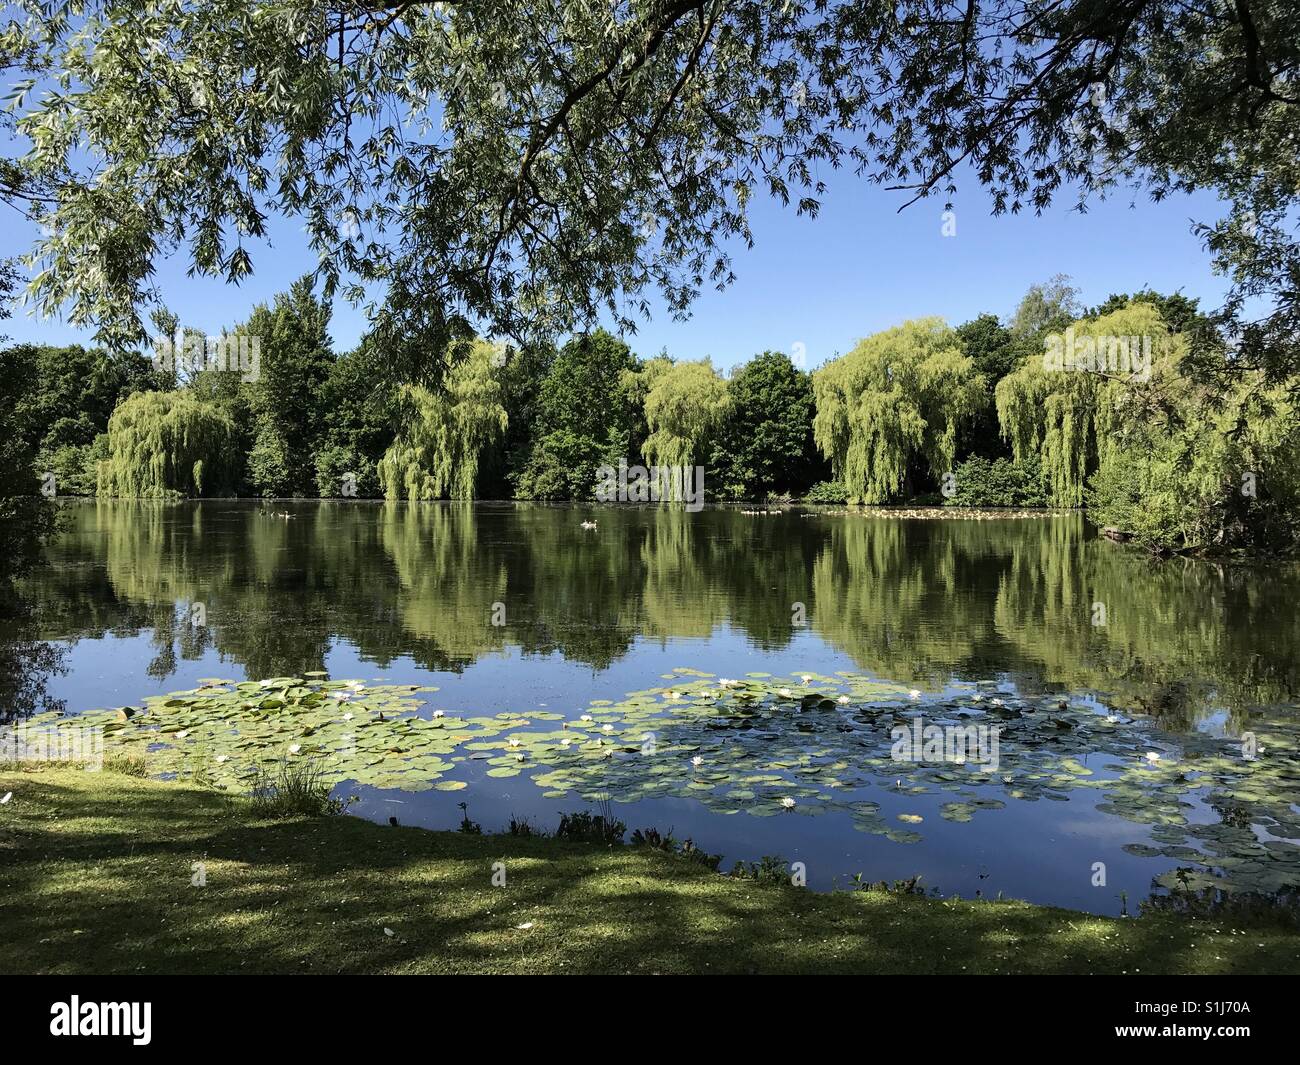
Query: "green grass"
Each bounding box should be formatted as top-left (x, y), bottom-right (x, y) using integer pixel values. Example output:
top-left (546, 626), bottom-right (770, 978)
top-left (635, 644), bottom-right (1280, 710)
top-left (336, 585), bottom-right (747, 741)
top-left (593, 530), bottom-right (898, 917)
top-left (2, 766), bottom-right (1298, 974)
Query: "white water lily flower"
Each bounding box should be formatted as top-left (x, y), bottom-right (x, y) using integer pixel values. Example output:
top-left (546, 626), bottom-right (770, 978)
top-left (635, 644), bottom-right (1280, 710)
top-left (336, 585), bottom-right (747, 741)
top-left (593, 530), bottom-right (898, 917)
top-left (508, 736), bottom-right (521, 747)
top-left (971, 693), bottom-right (983, 703)
top-left (259, 679), bottom-right (275, 689)
top-left (602, 724), bottom-right (614, 733)
top-left (909, 689), bottom-right (921, 700)
top-left (175, 730), bottom-right (188, 739)
top-left (331, 691), bottom-right (351, 701)
top-left (800, 674), bottom-right (813, 684)
top-left (779, 688), bottom-right (794, 698)
top-left (1105, 714), bottom-right (1119, 724)
top-left (1145, 751), bottom-right (1161, 763)
top-left (515, 753), bottom-right (526, 762)
top-left (665, 691), bottom-right (678, 699)
top-left (719, 678), bottom-right (740, 689)
top-left (349, 682), bottom-right (366, 691)
top-left (990, 697), bottom-right (1004, 707)
top-left (560, 738), bottom-right (571, 747)
top-left (780, 796), bottom-right (796, 810)
top-left (215, 755), bottom-right (229, 764)
top-left (837, 695), bottom-right (850, 705)
top-left (288, 744), bottom-right (301, 755)
top-left (342, 712), bottom-right (354, 722)
top-left (580, 714), bottom-right (593, 722)
top-left (691, 756), bottom-right (703, 768)
top-left (432, 710), bottom-right (445, 719)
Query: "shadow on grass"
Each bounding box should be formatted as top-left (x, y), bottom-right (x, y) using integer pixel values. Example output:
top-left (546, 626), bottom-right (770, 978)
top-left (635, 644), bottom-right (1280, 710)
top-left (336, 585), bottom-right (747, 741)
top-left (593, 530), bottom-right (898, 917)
top-left (2, 769), bottom-right (1298, 974)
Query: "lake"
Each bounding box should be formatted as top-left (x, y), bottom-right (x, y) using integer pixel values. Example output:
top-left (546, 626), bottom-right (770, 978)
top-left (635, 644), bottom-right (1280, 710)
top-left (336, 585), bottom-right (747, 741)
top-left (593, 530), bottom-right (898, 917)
top-left (5, 499), bottom-right (1299, 914)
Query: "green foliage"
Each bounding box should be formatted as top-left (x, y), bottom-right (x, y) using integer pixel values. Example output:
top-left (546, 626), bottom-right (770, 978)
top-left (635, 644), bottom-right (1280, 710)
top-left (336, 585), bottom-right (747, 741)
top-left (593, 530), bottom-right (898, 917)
top-left (996, 303), bottom-right (1178, 507)
top-left (730, 855), bottom-right (793, 886)
top-left (15, 0), bottom-right (1300, 404)
top-left (1010, 275), bottom-right (1082, 339)
top-left (813, 319), bottom-right (985, 503)
top-left (945, 457), bottom-right (1047, 508)
top-left (1087, 372), bottom-right (1300, 554)
top-left (954, 313), bottom-right (1024, 460)
top-left (378, 340), bottom-right (508, 500)
top-left (315, 445), bottom-right (379, 499)
top-left (803, 480), bottom-right (847, 504)
top-left (513, 331), bottom-right (639, 500)
top-left (97, 391), bottom-right (240, 498)
top-left (710, 351), bottom-right (820, 500)
top-left (641, 358), bottom-right (730, 473)
top-left (302, 333), bottom-right (405, 500)
top-left (5, 342), bottom-right (160, 458)
top-left (249, 758), bottom-right (350, 819)
top-left (245, 278), bottom-right (335, 497)
top-left (0, 268), bottom-right (56, 606)
top-left (555, 809), bottom-right (627, 845)
top-left (35, 441), bottom-right (101, 497)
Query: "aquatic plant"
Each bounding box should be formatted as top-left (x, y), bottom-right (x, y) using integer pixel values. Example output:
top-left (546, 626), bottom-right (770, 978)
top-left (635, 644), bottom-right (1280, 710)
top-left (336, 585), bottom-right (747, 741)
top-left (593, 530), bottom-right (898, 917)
top-left (249, 758), bottom-right (349, 818)
top-left (555, 807), bottom-right (626, 845)
top-left (43, 665), bottom-right (1300, 897)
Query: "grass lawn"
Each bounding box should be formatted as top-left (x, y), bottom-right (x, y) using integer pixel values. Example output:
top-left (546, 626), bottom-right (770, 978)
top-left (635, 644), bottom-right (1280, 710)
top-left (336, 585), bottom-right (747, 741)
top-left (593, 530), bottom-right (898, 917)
top-left (2, 766), bottom-right (1298, 975)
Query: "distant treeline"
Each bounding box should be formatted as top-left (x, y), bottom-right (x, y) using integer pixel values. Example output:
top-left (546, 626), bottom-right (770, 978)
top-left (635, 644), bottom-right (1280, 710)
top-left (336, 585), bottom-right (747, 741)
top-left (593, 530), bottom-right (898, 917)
top-left (4, 275), bottom-right (1298, 555)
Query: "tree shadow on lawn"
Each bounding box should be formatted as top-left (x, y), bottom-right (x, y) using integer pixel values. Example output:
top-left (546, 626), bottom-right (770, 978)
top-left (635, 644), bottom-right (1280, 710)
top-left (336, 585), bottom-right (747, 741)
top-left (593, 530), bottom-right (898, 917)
top-left (2, 771), bottom-right (1297, 974)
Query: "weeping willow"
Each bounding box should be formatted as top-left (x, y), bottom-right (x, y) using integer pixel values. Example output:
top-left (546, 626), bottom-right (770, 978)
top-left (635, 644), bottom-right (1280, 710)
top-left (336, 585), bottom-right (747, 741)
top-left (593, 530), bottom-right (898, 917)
top-left (1085, 355), bottom-right (1300, 552)
top-left (641, 358), bottom-right (730, 477)
top-left (812, 318), bottom-right (985, 503)
top-left (96, 391), bottom-right (238, 498)
top-left (995, 304), bottom-right (1180, 507)
top-left (378, 341), bottom-right (509, 500)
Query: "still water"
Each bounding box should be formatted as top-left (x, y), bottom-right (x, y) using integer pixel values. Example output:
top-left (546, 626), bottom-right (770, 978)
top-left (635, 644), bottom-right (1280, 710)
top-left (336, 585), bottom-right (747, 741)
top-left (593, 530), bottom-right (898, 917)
top-left (5, 500), bottom-right (1299, 914)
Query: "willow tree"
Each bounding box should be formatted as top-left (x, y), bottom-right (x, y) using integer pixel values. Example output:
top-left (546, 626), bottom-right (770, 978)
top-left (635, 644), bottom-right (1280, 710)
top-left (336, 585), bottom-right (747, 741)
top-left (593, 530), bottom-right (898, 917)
top-left (378, 340), bottom-right (508, 500)
top-left (641, 358), bottom-right (730, 472)
top-left (812, 319), bottom-right (984, 504)
top-left (97, 391), bottom-right (238, 498)
top-left (996, 303), bottom-right (1180, 507)
top-left (15, 1), bottom-right (1299, 397)
top-left (1084, 341), bottom-right (1300, 553)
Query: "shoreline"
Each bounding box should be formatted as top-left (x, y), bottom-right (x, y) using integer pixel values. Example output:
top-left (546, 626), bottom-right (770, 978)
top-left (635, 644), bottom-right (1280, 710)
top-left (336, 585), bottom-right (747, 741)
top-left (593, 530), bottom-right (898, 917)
top-left (3, 766), bottom-right (1297, 975)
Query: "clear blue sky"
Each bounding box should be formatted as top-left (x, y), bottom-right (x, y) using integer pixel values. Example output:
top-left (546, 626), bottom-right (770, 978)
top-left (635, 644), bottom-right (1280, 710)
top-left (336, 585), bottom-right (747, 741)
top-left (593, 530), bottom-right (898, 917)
top-left (3, 166), bottom-right (1231, 373)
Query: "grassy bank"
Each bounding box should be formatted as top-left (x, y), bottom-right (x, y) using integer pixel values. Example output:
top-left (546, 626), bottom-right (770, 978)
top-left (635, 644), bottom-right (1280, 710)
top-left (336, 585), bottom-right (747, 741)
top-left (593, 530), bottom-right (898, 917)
top-left (2, 766), bottom-right (1297, 975)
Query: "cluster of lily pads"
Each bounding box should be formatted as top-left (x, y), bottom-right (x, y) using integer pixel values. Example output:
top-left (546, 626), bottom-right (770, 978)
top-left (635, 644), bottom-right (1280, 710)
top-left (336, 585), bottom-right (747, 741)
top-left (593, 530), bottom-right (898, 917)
top-left (32, 668), bottom-right (1300, 895)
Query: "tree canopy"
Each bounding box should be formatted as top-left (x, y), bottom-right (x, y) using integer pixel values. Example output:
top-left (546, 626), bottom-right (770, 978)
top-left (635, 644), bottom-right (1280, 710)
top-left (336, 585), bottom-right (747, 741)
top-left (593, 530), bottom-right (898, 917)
top-left (813, 318), bottom-right (985, 503)
top-left (996, 302), bottom-right (1178, 507)
top-left (378, 339), bottom-right (510, 500)
top-left (512, 329), bottom-right (640, 500)
top-left (709, 350), bottom-right (820, 499)
top-left (5, 1), bottom-right (1297, 384)
top-left (641, 358), bottom-right (729, 471)
top-left (97, 390), bottom-right (240, 498)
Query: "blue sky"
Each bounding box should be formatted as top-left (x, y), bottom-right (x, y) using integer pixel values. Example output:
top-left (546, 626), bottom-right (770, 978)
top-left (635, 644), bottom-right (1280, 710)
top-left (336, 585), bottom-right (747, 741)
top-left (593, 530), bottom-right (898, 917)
top-left (3, 166), bottom-right (1231, 374)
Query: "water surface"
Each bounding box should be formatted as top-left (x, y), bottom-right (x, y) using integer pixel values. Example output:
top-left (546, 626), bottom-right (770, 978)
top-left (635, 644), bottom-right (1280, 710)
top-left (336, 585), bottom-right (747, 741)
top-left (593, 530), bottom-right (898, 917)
top-left (4, 500), bottom-right (1298, 914)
